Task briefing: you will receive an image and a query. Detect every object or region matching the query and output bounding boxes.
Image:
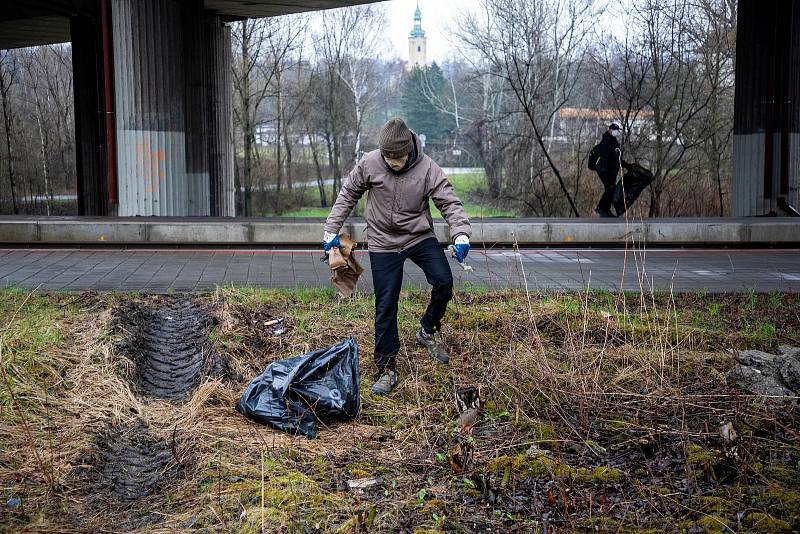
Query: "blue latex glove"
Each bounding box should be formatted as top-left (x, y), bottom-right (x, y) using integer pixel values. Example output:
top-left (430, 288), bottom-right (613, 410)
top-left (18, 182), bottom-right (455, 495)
top-left (323, 232), bottom-right (340, 253)
top-left (453, 235), bottom-right (470, 263)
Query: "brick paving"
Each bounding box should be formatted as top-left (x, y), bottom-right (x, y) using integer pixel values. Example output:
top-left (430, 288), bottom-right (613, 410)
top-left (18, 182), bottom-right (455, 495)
top-left (0, 248), bottom-right (798, 293)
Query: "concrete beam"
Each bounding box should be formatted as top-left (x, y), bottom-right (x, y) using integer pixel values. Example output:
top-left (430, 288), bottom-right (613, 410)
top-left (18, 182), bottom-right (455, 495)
top-left (0, 218), bottom-right (798, 247)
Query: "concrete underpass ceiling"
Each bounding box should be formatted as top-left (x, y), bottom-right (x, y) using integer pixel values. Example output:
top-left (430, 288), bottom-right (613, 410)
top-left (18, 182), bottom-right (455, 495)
top-left (0, 0), bottom-right (383, 50)
top-left (204, 0), bottom-right (382, 18)
top-left (0, 16), bottom-right (72, 49)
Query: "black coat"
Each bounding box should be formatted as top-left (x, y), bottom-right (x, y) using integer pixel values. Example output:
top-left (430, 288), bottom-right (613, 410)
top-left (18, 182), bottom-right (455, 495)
top-left (595, 131), bottom-right (621, 182)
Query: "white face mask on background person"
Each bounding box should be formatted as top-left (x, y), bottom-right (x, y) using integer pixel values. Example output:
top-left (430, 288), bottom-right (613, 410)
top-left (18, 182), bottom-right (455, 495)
top-left (611, 129), bottom-right (621, 138)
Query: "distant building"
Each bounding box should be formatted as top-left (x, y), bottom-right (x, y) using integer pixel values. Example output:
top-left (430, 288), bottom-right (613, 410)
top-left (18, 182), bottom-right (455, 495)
top-left (407, 3), bottom-right (427, 71)
top-left (548, 107), bottom-right (655, 143)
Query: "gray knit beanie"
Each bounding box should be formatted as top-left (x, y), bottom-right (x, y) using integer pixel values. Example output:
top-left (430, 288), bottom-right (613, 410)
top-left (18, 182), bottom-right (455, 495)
top-left (379, 117), bottom-right (413, 158)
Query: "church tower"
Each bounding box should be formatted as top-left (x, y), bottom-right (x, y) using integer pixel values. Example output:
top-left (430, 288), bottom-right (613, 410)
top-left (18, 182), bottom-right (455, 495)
top-left (407, 3), bottom-right (427, 71)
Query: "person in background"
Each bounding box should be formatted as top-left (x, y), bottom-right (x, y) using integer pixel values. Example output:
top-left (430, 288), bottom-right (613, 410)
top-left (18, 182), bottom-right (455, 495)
top-left (323, 117), bottom-right (471, 396)
top-left (594, 123), bottom-right (627, 217)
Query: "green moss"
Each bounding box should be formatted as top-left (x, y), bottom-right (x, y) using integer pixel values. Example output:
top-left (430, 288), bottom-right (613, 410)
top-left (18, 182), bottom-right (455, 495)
top-left (423, 499), bottom-right (447, 513)
top-left (483, 400), bottom-right (506, 419)
top-left (579, 517), bottom-right (666, 533)
top-left (513, 418), bottom-right (557, 443)
top-left (743, 512), bottom-right (791, 533)
top-left (581, 466), bottom-right (623, 484)
top-left (487, 454), bottom-right (566, 478)
top-left (686, 444), bottom-right (719, 465)
top-left (756, 490), bottom-right (800, 526)
top-left (577, 516), bottom-right (623, 530)
top-left (692, 496), bottom-right (732, 515)
top-left (646, 485), bottom-right (672, 496)
top-left (695, 514), bottom-right (730, 533)
top-left (765, 465), bottom-right (800, 489)
top-left (235, 470), bottom-right (348, 532)
top-left (486, 455), bottom-right (623, 485)
top-left (346, 460), bottom-right (382, 478)
top-left (604, 416), bottom-right (636, 433)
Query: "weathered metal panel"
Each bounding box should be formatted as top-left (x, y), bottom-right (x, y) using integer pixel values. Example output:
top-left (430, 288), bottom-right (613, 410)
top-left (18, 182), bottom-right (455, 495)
top-left (112, 0), bottom-right (214, 216)
top-left (732, 0), bottom-right (800, 216)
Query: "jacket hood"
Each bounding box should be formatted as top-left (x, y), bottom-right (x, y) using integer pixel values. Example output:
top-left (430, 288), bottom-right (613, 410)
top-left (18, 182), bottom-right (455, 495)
top-left (602, 130), bottom-right (619, 145)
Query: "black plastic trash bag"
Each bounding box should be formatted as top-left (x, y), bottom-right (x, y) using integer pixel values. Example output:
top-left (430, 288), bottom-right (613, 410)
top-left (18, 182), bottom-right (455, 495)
top-left (613, 163), bottom-right (654, 215)
top-left (236, 337), bottom-right (360, 438)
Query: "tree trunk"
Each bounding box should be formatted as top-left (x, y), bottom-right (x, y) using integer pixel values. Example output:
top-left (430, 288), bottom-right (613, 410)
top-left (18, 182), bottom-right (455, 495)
top-left (0, 70), bottom-right (18, 214)
top-left (35, 106), bottom-right (51, 215)
top-left (309, 133), bottom-right (327, 207)
top-left (241, 20), bottom-right (253, 217)
top-left (275, 66), bottom-right (283, 214)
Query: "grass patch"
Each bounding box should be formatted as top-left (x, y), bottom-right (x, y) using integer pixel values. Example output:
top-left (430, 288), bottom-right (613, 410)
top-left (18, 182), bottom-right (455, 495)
top-left (0, 288), bottom-right (798, 532)
top-left (282, 170), bottom-right (517, 219)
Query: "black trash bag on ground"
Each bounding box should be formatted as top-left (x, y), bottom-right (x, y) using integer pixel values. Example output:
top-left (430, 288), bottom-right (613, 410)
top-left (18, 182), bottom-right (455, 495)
top-left (613, 163), bottom-right (654, 215)
top-left (236, 337), bottom-right (360, 438)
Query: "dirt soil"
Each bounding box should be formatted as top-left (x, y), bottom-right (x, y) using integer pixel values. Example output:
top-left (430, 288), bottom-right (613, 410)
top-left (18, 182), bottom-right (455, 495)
top-left (0, 289), bottom-right (798, 533)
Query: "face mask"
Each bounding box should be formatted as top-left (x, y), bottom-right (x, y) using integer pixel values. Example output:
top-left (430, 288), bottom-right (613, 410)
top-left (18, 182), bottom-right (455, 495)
top-left (385, 154), bottom-right (409, 171)
top-left (611, 130), bottom-right (621, 138)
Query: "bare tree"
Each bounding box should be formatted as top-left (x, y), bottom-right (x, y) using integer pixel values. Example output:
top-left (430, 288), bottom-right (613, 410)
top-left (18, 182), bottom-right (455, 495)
top-left (23, 49), bottom-right (53, 214)
top-left (328, 5), bottom-right (387, 163)
top-left (685, 0), bottom-right (736, 215)
top-left (456, 0), bottom-right (596, 217)
top-left (263, 14), bottom-right (308, 210)
top-left (0, 50), bottom-right (19, 214)
top-left (232, 18), bottom-right (276, 216)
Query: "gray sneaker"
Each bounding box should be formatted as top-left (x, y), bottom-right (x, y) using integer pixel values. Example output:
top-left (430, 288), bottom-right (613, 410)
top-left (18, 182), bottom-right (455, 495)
top-left (371, 370), bottom-right (399, 396)
top-left (416, 328), bottom-right (449, 364)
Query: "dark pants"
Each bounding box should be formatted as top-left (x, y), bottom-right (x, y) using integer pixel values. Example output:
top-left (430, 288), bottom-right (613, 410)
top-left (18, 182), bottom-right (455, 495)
top-left (369, 237), bottom-right (454, 373)
top-left (596, 171), bottom-right (617, 214)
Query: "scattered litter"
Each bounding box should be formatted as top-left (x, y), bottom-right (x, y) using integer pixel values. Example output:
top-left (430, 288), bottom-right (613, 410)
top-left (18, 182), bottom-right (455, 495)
top-left (719, 421), bottom-right (737, 443)
top-left (264, 317), bottom-right (286, 336)
top-left (7, 496), bottom-right (21, 508)
top-left (526, 445), bottom-right (553, 458)
top-left (454, 386), bottom-right (482, 434)
top-left (236, 337), bottom-right (361, 438)
top-left (448, 439), bottom-right (474, 474)
top-left (326, 233), bottom-right (364, 297)
top-left (347, 477), bottom-right (382, 491)
top-left (448, 245), bottom-right (474, 272)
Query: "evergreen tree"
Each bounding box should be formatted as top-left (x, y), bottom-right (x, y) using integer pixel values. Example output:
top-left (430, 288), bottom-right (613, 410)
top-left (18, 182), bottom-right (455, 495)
top-left (400, 62), bottom-right (454, 145)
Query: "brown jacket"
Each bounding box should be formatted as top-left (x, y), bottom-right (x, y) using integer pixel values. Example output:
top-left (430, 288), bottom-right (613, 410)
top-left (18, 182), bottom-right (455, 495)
top-left (324, 133), bottom-right (471, 253)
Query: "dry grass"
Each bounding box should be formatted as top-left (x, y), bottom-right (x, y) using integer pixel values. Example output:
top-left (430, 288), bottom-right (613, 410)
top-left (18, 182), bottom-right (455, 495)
top-left (0, 284), bottom-right (798, 533)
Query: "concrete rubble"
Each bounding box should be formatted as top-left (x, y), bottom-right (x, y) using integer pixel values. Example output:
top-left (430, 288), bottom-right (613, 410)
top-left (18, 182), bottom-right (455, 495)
top-left (729, 345), bottom-right (800, 403)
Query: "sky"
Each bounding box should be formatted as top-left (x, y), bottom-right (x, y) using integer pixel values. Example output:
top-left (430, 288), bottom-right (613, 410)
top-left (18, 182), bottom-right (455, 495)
top-left (380, 0), bottom-right (628, 64)
top-left (382, 0), bottom-right (482, 64)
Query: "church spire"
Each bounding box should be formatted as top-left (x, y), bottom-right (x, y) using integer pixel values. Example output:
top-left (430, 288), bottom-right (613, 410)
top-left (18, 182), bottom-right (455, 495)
top-left (407, 1), bottom-right (427, 70)
top-left (410, 2), bottom-right (425, 38)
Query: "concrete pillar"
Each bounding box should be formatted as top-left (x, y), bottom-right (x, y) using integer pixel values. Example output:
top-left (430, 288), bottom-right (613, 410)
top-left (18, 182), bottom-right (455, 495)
top-left (205, 17), bottom-right (235, 216)
top-left (70, 14), bottom-right (107, 216)
top-left (112, 0), bottom-right (220, 216)
top-left (732, 0), bottom-right (800, 216)
top-left (183, 0), bottom-right (212, 216)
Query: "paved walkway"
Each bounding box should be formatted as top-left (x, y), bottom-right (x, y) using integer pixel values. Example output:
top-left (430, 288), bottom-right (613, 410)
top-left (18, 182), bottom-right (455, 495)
top-left (0, 248), bottom-right (797, 293)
